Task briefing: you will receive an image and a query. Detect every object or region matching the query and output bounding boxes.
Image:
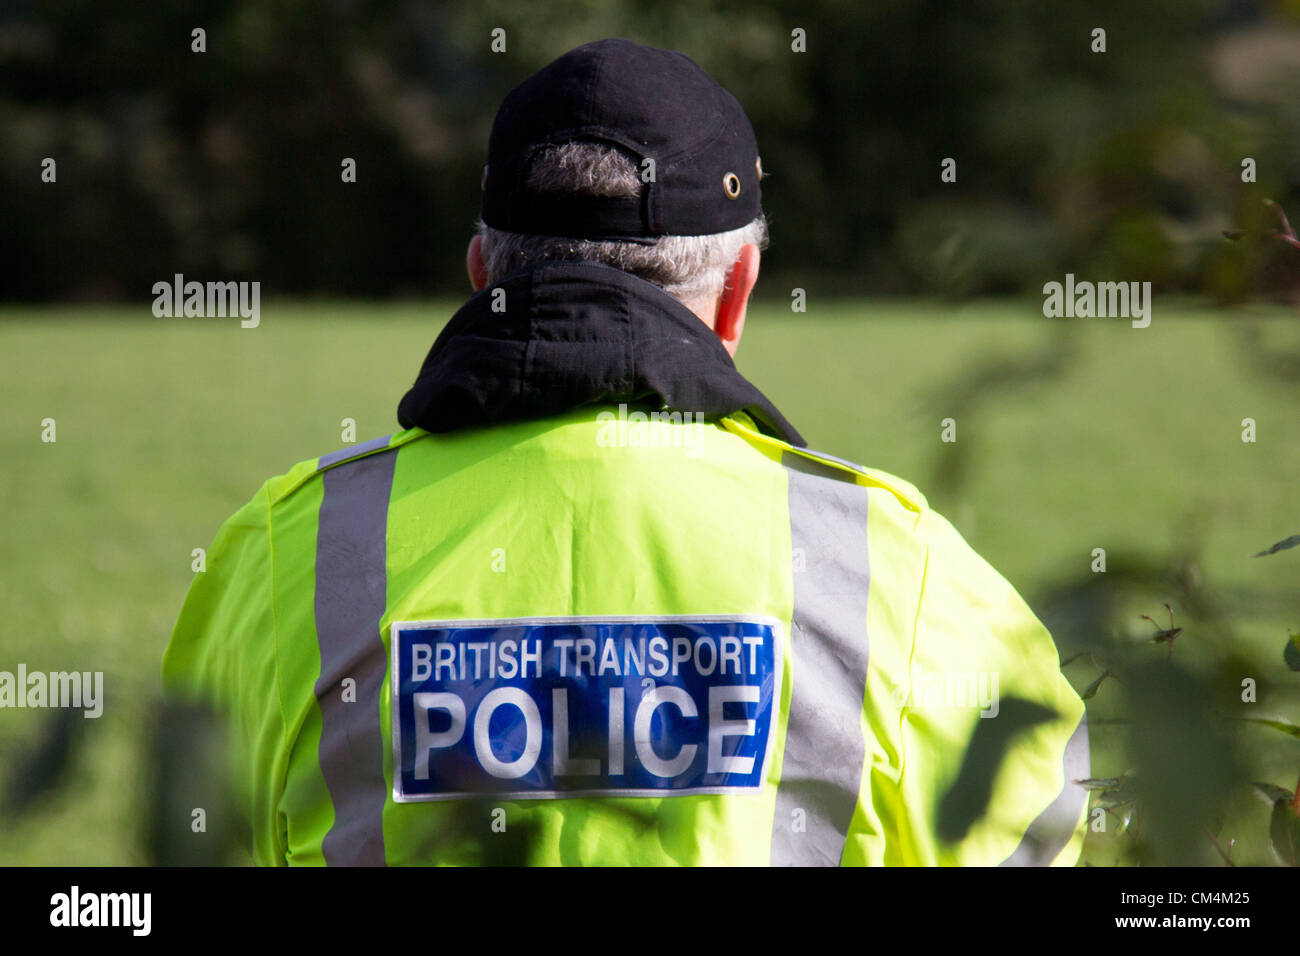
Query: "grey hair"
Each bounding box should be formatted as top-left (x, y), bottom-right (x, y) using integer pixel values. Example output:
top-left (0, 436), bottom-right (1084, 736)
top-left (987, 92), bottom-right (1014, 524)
top-left (477, 142), bottom-right (767, 303)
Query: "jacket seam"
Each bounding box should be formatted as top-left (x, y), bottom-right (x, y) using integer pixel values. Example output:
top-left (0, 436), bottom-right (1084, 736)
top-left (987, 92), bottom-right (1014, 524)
top-left (898, 538), bottom-right (930, 862)
top-left (719, 415), bottom-right (922, 513)
top-left (270, 430), bottom-right (425, 506)
top-left (264, 483), bottom-right (292, 865)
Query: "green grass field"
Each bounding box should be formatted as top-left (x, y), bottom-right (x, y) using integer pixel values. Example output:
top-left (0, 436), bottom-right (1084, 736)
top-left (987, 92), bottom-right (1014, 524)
top-left (2, 297), bottom-right (1298, 865)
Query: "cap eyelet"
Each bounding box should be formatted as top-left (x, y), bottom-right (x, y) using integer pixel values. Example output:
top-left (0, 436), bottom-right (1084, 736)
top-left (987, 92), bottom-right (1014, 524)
top-left (723, 172), bottom-right (741, 199)
top-left (755, 156), bottom-right (764, 180)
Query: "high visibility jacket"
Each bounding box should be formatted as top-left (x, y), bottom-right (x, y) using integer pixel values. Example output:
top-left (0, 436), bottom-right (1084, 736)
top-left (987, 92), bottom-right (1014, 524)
top-left (163, 261), bottom-right (1089, 866)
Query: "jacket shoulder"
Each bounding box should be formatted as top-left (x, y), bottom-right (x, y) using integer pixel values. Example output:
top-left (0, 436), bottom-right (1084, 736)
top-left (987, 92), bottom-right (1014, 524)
top-left (720, 412), bottom-right (928, 517)
top-left (265, 428), bottom-right (428, 506)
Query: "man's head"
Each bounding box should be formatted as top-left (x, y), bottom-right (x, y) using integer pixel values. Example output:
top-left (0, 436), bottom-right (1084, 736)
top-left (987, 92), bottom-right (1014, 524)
top-left (467, 39), bottom-right (767, 356)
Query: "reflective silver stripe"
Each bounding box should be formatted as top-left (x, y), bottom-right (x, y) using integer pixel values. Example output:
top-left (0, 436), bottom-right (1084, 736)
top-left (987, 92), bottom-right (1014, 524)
top-left (318, 434), bottom-right (392, 470)
top-left (999, 714), bottom-right (1090, 866)
top-left (314, 447), bottom-right (398, 866)
top-left (771, 453), bottom-right (871, 866)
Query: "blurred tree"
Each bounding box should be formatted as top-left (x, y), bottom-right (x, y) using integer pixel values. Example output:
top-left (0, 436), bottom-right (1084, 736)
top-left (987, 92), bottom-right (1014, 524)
top-left (0, 0), bottom-right (1295, 301)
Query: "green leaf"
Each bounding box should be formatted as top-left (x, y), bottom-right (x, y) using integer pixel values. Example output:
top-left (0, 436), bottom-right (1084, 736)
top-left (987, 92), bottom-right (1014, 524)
top-left (1285, 633), bottom-right (1300, 672)
top-left (1115, 805), bottom-right (1136, 835)
top-left (1081, 771), bottom-right (1138, 810)
top-left (1253, 781), bottom-right (1295, 805)
top-left (1269, 800), bottom-right (1300, 866)
top-left (1236, 717), bottom-right (1300, 739)
top-left (1095, 791), bottom-right (1136, 811)
top-left (1252, 534), bottom-right (1300, 557)
top-left (1081, 671), bottom-right (1110, 700)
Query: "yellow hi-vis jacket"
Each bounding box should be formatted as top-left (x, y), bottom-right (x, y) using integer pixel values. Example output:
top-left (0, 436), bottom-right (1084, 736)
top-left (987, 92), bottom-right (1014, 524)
top-left (163, 261), bottom-right (1090, 866)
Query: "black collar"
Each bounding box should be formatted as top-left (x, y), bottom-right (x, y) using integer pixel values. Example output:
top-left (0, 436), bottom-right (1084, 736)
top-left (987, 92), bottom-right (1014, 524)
top-left (397, 261), bottom-right (805, 447)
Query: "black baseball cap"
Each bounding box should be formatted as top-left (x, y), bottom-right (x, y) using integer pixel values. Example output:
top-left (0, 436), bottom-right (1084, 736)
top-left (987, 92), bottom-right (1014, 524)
top-left (480, 38), bottom-right (763, 241)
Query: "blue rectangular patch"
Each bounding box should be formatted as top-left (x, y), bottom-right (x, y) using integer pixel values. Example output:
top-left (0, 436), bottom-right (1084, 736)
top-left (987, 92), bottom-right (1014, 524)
top-left (390, 615), bottom-right (783, 802)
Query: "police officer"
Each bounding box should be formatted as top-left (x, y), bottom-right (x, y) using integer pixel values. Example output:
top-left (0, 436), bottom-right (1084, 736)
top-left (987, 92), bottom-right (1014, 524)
top-left (164, 38), bottom-right (1089, 866)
